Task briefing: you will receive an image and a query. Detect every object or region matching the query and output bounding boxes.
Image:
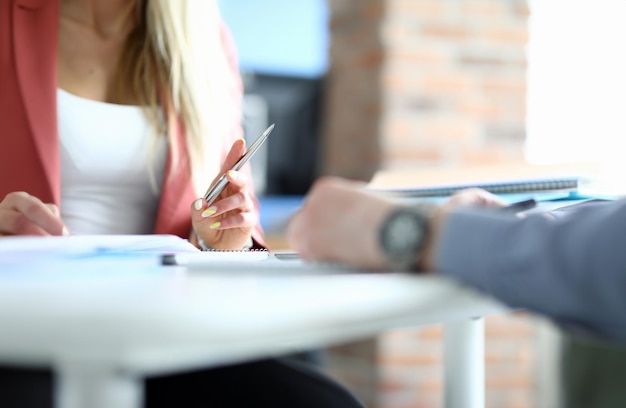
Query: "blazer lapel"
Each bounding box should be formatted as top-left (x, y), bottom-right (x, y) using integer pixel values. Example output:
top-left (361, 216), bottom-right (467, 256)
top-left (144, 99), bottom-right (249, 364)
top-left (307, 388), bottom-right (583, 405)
top-left (13, 0), bottom-right (60, 204)
top-left (153, 112), bottom-right (196, 237)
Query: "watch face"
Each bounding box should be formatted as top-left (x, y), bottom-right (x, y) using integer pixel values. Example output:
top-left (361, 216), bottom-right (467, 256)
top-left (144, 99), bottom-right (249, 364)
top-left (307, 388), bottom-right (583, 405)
top-left (386, 213), bottom-right (424, 253)
top-left (380, 209), bottom-right (429, 270)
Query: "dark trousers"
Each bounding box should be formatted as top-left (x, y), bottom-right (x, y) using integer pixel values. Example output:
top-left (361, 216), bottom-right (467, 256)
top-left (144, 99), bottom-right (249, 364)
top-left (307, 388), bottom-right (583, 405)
top-left (0, 358), bottom-right (364, 408)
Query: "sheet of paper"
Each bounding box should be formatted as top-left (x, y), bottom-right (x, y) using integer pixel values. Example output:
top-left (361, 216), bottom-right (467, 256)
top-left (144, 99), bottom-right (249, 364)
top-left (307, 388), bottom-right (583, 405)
top-left (0, 235), bottom-right (202, 281)
top-left (0, 234), bottom-right (199, 265)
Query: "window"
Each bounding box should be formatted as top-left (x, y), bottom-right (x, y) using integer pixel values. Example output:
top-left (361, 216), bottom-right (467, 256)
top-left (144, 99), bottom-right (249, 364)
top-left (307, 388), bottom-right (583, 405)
top-left (218, 0), bottom-right (329, 78)
top-left (526, 0), bottom-right (626, 181)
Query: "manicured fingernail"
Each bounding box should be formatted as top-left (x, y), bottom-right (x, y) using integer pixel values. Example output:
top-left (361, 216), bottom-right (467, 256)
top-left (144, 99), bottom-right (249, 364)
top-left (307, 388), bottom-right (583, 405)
top-left (194, 199), bottom-right (203, 211)
top-left (228, 170), bottom-right (238, 180)
top-left (202, 207), bottom-right (217, 217)
top-left (209, 221), bottom-right (221, 229)
top-left (62, 227), bottom-right (70, 236)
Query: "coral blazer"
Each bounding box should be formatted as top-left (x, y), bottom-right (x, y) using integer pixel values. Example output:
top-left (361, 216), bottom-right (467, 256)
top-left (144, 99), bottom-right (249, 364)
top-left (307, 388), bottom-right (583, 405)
top-left (0, 0), bottom-right (264, 246)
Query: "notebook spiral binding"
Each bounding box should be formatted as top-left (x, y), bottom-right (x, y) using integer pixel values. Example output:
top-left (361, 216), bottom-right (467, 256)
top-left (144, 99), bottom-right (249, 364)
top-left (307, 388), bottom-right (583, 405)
top-left (379, 177), bottom-right (581, 198)
top-left (200, 248), bottom-right (269, 253)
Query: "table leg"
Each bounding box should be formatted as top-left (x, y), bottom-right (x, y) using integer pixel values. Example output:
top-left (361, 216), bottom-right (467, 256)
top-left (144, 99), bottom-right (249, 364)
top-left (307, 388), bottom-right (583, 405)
top-left (444, 317), bottom-right (485, 408)
top-left (55, 362), bottom-right (142, 408)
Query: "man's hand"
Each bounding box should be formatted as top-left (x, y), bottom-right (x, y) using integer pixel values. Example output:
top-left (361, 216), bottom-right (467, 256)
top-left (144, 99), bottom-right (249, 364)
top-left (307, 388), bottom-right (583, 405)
top-left (287, 177), bottom-right (396, 270)
top-left (287, 178), bottom-right (505, 272)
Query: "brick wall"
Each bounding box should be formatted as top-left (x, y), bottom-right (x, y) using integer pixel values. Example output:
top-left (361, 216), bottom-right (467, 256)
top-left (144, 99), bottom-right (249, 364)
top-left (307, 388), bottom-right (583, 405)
top-left (321, 1), bottom-right (537, 407)
top-left (322, 0), bottom-right (528, 180)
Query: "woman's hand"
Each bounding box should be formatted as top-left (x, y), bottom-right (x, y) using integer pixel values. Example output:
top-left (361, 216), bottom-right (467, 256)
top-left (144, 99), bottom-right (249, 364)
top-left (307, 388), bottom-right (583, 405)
top-left (190, 139), bottom-right (256, 250)
top-left (0, 192), bottom-right (68, 236)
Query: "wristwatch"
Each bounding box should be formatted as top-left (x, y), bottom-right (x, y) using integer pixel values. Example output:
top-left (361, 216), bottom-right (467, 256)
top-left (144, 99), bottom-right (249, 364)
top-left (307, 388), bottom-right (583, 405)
top-left (378, 205), bottom-right (435, 271)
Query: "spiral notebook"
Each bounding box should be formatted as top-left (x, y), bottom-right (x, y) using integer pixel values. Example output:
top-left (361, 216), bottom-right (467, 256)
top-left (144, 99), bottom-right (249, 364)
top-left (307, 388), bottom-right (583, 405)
top-left (162, 249), bottom-right (270, 266)
top-left (368, 162), bottom-right (599, 198)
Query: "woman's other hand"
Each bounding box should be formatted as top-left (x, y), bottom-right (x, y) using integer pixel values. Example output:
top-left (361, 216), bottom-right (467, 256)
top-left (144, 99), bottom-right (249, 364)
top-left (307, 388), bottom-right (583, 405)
top-left (0, 192), bottom-right (69, 236)
top-left (190, 138), bottom-right (255, 250)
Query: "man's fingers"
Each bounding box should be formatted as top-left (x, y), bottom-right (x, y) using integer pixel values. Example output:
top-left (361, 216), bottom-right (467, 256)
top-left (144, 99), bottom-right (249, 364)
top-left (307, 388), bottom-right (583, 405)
top-left (446, 188), bottom-right (505, 209)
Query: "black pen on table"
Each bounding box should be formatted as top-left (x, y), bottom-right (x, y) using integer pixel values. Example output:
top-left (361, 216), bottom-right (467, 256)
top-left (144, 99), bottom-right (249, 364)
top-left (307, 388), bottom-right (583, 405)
top-left (203, 124), bottom-right (275, 207)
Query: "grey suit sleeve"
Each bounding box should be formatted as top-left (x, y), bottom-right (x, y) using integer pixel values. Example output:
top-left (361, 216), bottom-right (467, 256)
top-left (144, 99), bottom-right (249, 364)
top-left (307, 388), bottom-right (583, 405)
top-left (435, 199), bottom-right (626, 341)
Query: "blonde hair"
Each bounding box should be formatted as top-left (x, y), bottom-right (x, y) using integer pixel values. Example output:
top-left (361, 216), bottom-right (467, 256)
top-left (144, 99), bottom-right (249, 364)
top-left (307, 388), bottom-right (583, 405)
top-left (118, 0), bottom-right (237, 194)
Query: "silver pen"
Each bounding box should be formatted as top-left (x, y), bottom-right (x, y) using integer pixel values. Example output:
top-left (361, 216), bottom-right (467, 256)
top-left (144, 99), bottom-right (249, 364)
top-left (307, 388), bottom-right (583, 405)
top-left (203, 124), bottom-right (275, 206)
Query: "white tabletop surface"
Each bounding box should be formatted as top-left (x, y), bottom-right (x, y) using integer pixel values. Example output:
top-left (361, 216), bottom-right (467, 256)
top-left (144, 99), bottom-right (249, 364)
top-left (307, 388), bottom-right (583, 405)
top-left (0, 251), bottom-right (506, 377)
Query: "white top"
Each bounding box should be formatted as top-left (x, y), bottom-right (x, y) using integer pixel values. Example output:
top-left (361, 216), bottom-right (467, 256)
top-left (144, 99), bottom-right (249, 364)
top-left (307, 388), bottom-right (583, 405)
top-left (58, 89), bottom-right (167, 235)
